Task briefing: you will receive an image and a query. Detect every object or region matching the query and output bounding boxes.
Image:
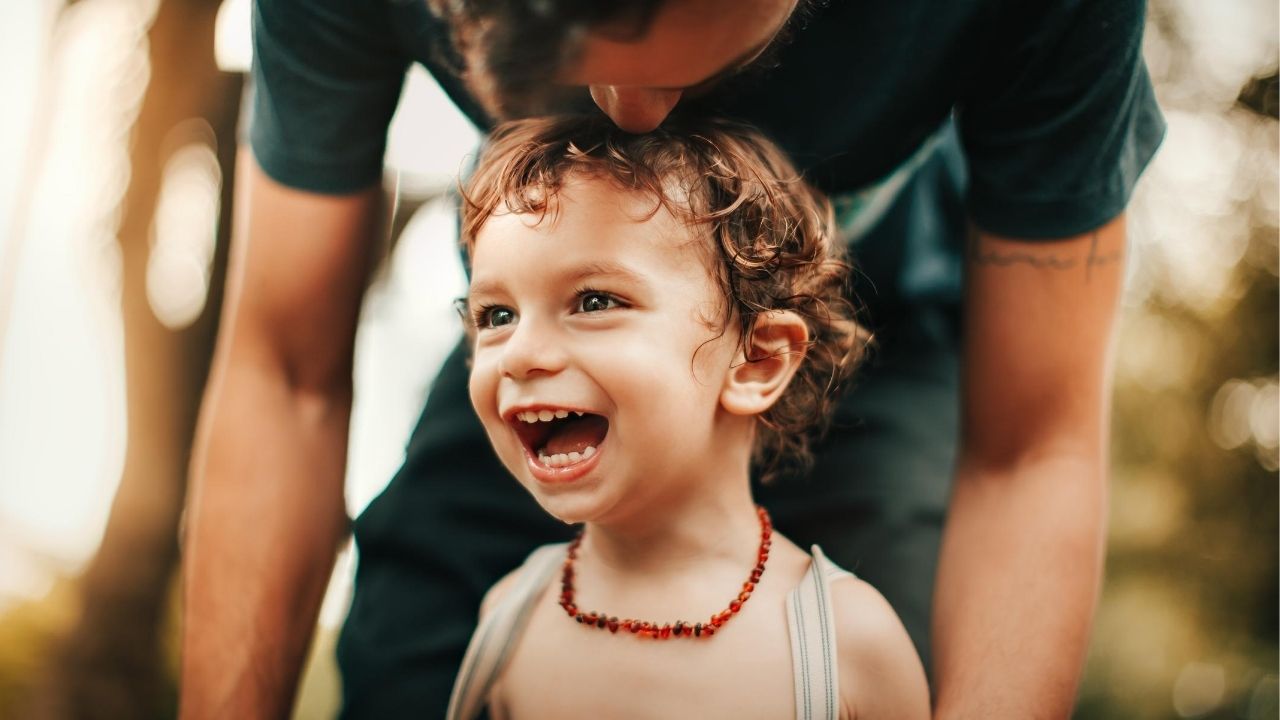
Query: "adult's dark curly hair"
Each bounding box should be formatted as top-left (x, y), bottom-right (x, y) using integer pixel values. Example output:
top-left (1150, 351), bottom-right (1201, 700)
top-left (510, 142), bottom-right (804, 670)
top-left (460, 115), bottom-right (873, 481)
top-left (424, 0), bottom-right (821, 119)
top-left (424, 0), bottom-right (662, 118)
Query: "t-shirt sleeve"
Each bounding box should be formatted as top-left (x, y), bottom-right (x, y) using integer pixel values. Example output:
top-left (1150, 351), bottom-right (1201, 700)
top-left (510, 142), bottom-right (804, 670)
top-left (958, 0), bottom-right (1166, 239)
top-left (249, 0), bottom-right (410, 194)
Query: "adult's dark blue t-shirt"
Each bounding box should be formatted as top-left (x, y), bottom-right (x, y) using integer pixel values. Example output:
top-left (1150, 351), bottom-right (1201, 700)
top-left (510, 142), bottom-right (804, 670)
top-left (248, 0), bottom-right (1165, 333)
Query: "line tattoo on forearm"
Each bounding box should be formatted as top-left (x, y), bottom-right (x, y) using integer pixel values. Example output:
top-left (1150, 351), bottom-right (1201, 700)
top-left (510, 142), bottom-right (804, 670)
top-left (969, 231), bottom-right (1120, 283)
top-left (1084, 231), bottom-right (1122, 283)
top-left (967, 238), bottom-right (1077, 270)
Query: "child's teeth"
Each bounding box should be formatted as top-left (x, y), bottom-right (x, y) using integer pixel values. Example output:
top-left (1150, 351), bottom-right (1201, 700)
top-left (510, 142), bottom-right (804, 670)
top-left (516, 408), bottom-right (594, 423)
top-left (536, 446), bottom-right (599, 468)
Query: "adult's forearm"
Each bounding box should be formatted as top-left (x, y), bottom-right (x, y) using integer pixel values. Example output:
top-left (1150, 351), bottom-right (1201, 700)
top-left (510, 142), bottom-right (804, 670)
top-left (179, 358), bottom-right (353, 720)
top-left (931, 452), bottom-right (1108, 719)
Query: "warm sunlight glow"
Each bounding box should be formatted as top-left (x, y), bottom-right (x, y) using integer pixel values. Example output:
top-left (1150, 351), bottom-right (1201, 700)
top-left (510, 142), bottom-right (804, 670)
top-left (0, 0), bottom-right (151, 607)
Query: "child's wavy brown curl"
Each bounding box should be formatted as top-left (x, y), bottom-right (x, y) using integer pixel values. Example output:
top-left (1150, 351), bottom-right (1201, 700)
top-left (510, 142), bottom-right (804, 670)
top-left (461, 115), bottom-right (874, 482)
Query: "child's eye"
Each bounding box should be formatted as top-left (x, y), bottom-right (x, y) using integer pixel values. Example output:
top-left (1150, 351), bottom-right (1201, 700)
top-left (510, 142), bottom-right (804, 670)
top-left (577, 292), bottom-right (619, 313)
top-left (475, 305), bottom-right (517, 329)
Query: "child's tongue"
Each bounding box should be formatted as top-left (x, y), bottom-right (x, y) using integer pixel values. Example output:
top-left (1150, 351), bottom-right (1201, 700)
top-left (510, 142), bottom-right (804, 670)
top-left (541, 414), bottom-right (608, 456)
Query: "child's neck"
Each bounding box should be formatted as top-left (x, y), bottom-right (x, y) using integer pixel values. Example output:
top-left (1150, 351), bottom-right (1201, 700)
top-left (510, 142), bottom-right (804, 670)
top-left (581, 476), bottom-right (761, 580)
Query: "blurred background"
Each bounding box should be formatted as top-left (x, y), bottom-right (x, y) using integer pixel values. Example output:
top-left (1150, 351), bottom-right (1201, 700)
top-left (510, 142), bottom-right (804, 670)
top-left (0, 0), bottom-right (1274, 718)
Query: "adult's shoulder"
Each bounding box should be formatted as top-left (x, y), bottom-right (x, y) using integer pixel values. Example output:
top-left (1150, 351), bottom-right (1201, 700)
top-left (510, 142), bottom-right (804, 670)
top-left (251, 0), bottom-right (423, 193)
top-left (958, 0), bottom-right (1165, 238)
top-left (712, 0), bottom-right (1002, 192)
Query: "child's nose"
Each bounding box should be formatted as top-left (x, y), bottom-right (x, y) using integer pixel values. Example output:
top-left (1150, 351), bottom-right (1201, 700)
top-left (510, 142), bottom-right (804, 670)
top-left (500, 319), bottom-right (568, 380)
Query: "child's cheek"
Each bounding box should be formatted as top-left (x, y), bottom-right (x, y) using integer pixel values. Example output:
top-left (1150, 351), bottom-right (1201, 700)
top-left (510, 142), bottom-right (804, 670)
top-left (466, 352), bottom-right (499, 427)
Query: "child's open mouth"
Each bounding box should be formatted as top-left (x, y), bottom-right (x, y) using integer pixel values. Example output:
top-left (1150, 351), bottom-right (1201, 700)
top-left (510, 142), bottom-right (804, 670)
top-left (509, 408), bottom-right (610, 473)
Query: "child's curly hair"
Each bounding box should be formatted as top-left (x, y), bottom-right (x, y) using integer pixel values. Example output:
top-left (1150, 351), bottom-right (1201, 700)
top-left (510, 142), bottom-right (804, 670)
top-left (460, 115), bottom-right (873, 481)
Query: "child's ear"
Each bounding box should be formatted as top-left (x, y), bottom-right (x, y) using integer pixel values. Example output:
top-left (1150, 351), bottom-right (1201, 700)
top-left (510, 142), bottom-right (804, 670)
top-left (720, 311), bottom-right (809, 416)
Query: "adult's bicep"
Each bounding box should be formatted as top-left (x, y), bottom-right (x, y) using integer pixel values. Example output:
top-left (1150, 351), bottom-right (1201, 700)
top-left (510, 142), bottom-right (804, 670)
top-left (959, 215), bottom-right (1127, 467)
top-left (224, 148), bottom-right (384, 393)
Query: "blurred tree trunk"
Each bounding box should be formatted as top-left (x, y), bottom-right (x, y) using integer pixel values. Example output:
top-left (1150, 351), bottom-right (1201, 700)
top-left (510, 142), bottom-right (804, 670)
top-left (25, 0), bottom-right (241, 717)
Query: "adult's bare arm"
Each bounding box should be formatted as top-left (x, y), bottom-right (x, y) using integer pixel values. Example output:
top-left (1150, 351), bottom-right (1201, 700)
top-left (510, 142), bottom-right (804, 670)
top-left (179, 149), bottom-right (384, 719)
top-left (932, 216), bottom-right (1126, 718)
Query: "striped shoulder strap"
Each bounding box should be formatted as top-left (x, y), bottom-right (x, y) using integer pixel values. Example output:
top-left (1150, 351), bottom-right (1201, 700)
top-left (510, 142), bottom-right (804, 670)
top-left (785, 545), bottom-right (856, 720)
top-left (445, 542), bottom-right (568, 720)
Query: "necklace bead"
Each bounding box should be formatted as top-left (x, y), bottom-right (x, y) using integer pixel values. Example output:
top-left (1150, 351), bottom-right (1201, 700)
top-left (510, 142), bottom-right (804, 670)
top-left (558, 506), bottom-right (773, 641)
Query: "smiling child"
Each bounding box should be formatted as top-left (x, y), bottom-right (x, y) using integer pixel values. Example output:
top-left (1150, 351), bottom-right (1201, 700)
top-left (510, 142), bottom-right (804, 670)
top-left (446, 116), bottom-right (930, 720)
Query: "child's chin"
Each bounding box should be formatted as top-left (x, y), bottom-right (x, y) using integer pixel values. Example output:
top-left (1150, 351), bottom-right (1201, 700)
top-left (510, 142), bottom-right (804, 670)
top-left (532, 492), bottom-right (603, 527)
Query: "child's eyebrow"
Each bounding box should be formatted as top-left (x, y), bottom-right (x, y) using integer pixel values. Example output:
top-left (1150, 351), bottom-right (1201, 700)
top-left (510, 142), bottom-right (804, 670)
top-left (467, 261), bottom-right (648, 299)
top-left (466, 278), bottom-right (504, 300)
top-left (562, 261), bottom-right (647, 287)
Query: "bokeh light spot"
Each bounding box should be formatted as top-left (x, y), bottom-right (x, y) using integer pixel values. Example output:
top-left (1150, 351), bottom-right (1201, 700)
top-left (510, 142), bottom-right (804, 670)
top-left (146, 129), bottom-right (221, 330)
top-left (1172, 662), bottom-right (1226, 717)
top-left (1209, 379), bottom-right (1257, 450)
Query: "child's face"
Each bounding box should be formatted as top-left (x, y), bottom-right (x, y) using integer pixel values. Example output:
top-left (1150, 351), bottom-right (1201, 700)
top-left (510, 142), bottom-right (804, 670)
top-left (466, 176), bottom-right (746, 524)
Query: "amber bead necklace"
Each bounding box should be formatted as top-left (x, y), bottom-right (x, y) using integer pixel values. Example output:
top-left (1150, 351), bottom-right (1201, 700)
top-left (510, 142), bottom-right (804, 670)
top-left (558, 505), bottom-right (772, 640)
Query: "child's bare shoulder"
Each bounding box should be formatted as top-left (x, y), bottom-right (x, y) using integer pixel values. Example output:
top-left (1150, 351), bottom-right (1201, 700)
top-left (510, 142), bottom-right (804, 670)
top-left (477, 559), bottom-right (548, 720)
top-left (829, 576), bottom-right (931, 720)
top-left (479, 566), bottom-right (524, 621)
top-left (479, 543), bottom-right (566, 620)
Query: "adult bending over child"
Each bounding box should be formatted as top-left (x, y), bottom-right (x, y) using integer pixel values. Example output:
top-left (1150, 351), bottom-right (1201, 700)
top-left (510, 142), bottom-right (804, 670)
top-left (179, 0), bottom-right (1164, 717)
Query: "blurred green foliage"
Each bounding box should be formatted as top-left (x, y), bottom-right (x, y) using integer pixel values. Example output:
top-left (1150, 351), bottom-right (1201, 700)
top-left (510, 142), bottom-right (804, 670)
top-left (1073, 2), bottom-right (1278, 717)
